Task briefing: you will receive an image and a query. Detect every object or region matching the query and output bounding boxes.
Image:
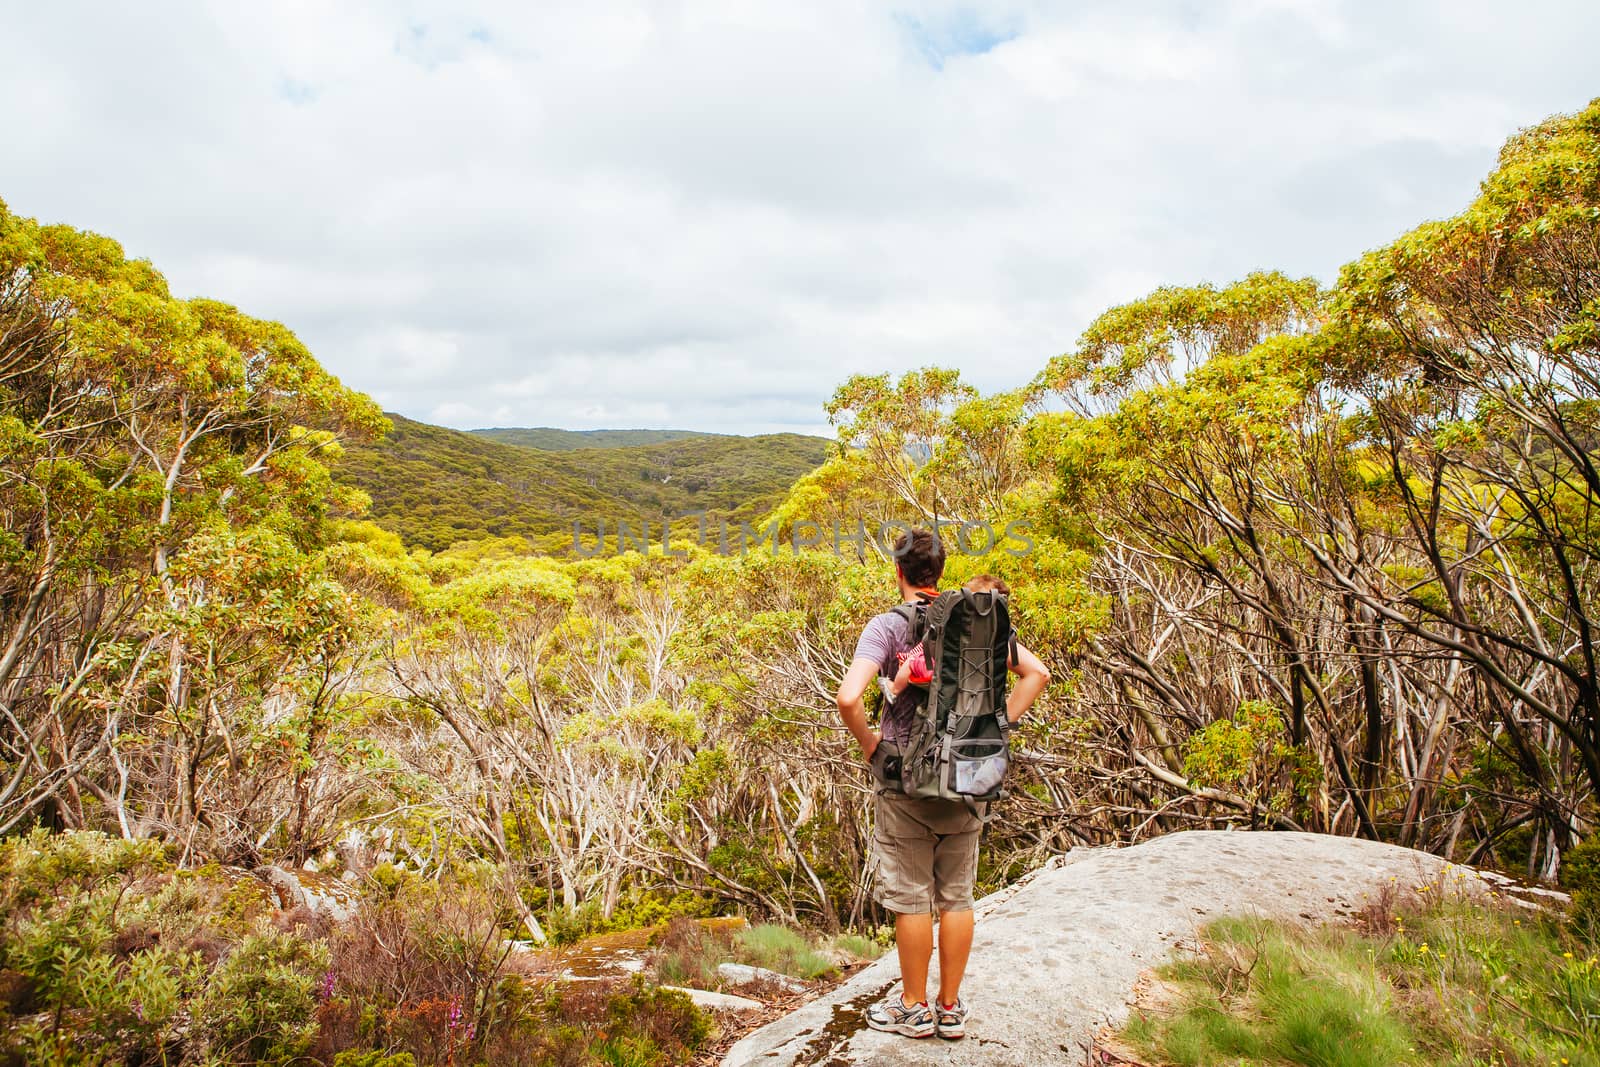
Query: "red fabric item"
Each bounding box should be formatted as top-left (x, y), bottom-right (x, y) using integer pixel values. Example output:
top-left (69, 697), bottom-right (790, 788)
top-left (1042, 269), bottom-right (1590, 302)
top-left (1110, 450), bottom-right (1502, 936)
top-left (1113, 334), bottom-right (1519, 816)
top-left (896, 641), bottom-right (933, 685)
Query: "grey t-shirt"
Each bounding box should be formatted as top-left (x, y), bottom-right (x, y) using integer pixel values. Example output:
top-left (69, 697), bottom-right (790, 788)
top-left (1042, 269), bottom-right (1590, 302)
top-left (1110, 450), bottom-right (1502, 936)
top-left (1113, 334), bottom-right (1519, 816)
top-left (852, 608), bottom-right (922, 743)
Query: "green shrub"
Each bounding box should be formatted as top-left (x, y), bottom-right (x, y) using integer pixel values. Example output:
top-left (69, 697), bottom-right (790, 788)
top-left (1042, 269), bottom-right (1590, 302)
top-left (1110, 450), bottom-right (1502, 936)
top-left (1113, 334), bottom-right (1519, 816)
top-left (593, 1033), bottom-right (662, 1067)
top-left (613, 889), bottom-right (716, 931)
top-left (535, 979), bottom-right (708, 1067)
top-left (544, 889), bottom-right (718, 946)
top-left (1562, 837), bottom-right (1600, 892)
top-left (0, 830), bottom-right (215, 1065)
top-left (0, 829), bottom-right (169, 916)
top-left (0, 829), bottom-right (170, 994)
top-left (547, 900), bottom-right (607, 946)
top-left (333, 1052), bottom-right (418, 1067)
top-left (605, 982), bottom-right (710, 1062)
top-left (196, 927), bottom-right (328, 1065)
top-left (1562, 836), bottom-right (1600, 924)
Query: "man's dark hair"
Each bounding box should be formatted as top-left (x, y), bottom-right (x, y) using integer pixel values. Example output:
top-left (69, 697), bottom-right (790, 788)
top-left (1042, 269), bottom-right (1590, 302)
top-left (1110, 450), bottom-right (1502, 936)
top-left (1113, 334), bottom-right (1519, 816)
top-left (893, 527), bottom-right (946, 588)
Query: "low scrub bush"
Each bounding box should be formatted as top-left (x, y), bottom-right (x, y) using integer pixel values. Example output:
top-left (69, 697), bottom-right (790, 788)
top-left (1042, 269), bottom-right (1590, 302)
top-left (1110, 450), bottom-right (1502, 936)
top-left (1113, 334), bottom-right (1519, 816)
top-left (1, 830), bottom-right (711, 1067)
top-left (1561, 836), bottom-right (1600, 931)
top-left (544, 890), bottom-right (718, 947)
top-left (195, 928), bottom-right (328, 1064)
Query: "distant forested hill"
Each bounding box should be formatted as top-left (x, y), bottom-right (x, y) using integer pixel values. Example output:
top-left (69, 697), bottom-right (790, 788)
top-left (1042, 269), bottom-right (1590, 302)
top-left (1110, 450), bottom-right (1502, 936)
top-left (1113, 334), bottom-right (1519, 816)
top-left (336, 414), bottom-right (830, 551)
top-left (470, 426), bottom-right (716, 450)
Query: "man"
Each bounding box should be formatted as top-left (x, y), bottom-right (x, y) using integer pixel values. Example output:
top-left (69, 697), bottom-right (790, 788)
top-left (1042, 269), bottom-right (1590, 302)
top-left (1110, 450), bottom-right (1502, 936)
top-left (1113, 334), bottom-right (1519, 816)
top-left (835, 527), bottom-right (1051, 1040)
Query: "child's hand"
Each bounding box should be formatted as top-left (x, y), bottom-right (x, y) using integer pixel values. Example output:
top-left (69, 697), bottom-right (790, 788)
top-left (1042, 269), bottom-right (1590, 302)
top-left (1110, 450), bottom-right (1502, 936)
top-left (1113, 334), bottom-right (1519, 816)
top-left (892, 642), bottom-right (932, 696)
top-left (891, 653), bottom-right (916, 697)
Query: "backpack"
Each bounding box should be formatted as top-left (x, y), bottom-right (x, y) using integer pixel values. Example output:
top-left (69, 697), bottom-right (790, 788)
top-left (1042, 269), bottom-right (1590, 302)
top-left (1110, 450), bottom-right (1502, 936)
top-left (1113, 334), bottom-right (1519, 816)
top-left (887, 588), bottom-right (1014, 817)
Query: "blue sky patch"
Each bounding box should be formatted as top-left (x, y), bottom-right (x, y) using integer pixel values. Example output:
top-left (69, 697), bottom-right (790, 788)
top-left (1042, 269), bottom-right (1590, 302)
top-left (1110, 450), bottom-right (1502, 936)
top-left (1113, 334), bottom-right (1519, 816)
top-left (395, 20), bottom-right (493, 70)
top-left (277, 78), bottom-right (317, 106)
top-left (895, 7), bottom-right (1020, 70)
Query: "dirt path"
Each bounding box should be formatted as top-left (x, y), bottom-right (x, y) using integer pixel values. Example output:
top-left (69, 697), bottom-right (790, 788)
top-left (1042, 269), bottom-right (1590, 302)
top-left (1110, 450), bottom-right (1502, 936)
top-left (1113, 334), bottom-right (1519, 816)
top-left (721, 830), bottom-right (1495, 1066)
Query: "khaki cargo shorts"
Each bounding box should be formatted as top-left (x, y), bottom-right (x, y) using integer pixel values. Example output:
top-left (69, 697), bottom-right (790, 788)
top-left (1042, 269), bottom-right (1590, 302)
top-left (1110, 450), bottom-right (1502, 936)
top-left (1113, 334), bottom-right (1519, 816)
top-left (869, 791), bottom-right (983, 915)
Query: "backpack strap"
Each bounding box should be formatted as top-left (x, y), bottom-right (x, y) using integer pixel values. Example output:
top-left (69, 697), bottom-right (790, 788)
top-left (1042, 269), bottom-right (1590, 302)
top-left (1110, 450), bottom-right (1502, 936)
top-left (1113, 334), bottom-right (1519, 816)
top-left (963, 796), bottom-right (997, 825)
top-left (885, 599), bottom-right (933, 787)
top-left (890, 602), bottom-right (923, 644)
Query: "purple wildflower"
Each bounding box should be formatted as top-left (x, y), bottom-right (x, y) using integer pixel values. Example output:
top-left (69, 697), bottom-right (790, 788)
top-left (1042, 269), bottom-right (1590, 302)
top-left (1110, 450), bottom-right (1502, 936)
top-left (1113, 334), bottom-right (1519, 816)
top-left (447, 996), bottom-right (463, 1031)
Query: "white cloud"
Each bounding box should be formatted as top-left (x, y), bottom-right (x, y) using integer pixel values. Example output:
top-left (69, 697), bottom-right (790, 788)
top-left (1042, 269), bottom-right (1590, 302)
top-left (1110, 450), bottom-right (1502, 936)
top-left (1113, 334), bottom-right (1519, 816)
top-left (3, 1), bottom-right (1596, 435)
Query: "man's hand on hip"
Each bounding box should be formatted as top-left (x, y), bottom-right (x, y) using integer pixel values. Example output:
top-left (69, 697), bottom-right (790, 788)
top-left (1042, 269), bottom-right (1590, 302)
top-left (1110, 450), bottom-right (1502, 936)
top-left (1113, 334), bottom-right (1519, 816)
top-left (862, 730), bottom-right (881, 762)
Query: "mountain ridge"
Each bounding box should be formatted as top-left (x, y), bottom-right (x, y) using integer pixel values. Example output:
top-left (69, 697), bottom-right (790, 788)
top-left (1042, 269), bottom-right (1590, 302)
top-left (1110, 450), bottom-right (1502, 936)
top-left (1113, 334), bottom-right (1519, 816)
top-left (335, 413), bottom-right (830, 552)
top-left (469, 426), bottom-right (722, 451)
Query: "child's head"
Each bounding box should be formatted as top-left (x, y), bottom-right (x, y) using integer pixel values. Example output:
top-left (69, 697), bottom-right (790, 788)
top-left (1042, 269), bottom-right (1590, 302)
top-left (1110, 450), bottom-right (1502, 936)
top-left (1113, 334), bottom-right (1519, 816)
top-left (963, 574), bottom-right (1010, 596)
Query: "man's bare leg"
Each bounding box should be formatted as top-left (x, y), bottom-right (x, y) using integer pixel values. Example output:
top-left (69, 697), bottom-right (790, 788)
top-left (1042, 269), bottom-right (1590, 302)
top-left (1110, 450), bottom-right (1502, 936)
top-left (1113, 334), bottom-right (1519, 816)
top-left (895, 912), bottom-right (935, 1004)
top-left (936, 909), bottom-right (974, 1005)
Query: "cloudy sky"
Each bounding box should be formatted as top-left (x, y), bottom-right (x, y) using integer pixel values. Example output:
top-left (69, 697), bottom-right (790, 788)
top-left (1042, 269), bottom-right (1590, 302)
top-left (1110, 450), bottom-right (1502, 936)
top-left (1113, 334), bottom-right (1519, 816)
top-left (4, 2), bottom-right (1597, 435)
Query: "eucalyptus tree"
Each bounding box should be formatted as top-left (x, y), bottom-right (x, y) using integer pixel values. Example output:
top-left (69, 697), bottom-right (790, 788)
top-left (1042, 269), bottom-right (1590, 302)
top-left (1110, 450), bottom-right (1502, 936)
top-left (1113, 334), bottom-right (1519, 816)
top-left (1314, 99), bottom-right (1600, 871)
top-left (0, 200), bottom-right (385, 849)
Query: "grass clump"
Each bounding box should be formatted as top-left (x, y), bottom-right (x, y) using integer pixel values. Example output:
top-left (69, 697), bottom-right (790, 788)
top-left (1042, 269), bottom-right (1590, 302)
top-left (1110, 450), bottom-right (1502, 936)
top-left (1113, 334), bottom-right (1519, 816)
top-left (832, 932), bottom-right (885, 961)
top-left (653, 920), bottom-right (724, 989)
top-left (1123, 885), bottom-right (1600, 1067)
top-left (651, 917), bottom-right (840, 989)
top-left (735, 924), bottom-right (836, 979)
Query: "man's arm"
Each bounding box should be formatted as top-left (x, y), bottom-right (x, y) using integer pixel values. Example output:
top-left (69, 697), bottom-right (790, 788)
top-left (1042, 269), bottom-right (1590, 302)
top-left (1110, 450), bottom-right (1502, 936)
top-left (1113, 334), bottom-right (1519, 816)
top-left (836, 658), bottom-right (883, 760)
top-left (1005, 643), bottom-right (1050, 724)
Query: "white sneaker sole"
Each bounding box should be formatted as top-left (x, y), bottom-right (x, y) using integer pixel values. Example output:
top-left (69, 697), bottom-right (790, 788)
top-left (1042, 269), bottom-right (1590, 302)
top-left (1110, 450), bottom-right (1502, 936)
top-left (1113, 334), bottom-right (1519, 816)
top-left (866, 1016), bottom-right (935, 1038)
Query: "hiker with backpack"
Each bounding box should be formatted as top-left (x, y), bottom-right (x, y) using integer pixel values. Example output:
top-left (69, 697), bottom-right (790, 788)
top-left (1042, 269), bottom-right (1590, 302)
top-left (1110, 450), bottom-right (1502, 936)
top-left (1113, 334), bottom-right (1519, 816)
top-left (835, 528), bottom-right (1051, 1041)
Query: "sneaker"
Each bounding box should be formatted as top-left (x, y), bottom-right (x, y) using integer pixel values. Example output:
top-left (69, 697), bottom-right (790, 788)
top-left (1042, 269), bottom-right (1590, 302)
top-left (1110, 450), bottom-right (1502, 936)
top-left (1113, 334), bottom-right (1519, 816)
top-left (935, 998), bottom-right (968, 1040)
top-left (865, 992), bottom-right (935, 1038)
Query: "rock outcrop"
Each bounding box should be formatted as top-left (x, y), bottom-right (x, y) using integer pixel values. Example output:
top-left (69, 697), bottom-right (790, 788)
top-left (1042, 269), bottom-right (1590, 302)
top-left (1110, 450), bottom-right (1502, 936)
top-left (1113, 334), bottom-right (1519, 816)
top-left (253, 865), bottom-right (360, 922)
top-left (719, 962), bottom-right (810, 994)
top-left (723, 830), bottom-right (1493, 1066)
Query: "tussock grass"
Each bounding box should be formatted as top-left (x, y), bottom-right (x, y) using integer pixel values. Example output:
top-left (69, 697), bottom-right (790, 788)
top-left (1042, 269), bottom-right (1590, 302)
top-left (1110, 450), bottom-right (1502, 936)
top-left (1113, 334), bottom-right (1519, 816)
top-left (735, 924), bottom-right (836, 979)
top-left (832, 932), bottom-right (886, 961)
top-left (651, 918), bottom-right (840, 989)
top-left (1123, 886), bottom-right (1600, 1067)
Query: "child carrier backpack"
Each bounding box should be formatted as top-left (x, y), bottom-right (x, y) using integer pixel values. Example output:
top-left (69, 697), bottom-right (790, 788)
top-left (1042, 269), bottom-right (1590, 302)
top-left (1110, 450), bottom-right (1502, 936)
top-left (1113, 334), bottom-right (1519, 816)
top-left (889, 588), bottom-right (1013, 817)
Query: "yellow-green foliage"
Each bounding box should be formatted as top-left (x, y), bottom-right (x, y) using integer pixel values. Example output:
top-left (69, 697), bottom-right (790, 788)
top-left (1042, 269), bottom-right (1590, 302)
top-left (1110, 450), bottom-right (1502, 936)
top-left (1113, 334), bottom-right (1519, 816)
top-left (1182, 701), bottom-right (1283, 790)
top-left (196, 929), bottom-right (329, 1065)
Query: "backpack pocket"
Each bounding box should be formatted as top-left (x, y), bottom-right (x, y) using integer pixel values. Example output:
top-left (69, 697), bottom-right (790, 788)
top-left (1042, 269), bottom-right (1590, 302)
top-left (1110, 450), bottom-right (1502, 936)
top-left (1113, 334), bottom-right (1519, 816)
top-left (949, 737), bottom-right (1009, 798)
top-left (870, 738), bottom-right (905, 792)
